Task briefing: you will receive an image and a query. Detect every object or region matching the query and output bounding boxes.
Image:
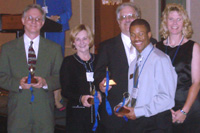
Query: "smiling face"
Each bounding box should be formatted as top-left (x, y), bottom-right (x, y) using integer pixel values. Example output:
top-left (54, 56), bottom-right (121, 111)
top-left (130, 25), bottom-right (151, 53)
top-left (118, 6), bottom-right (137, 37)
top-left (22, 8), bottom-right (44, 37)
top-left (167, 11), bottom-right (184, 35)
top-left (73, 30), bottom-right (90, 53)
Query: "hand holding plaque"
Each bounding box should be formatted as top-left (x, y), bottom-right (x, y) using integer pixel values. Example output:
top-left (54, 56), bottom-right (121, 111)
top-left (25, 65), bottom-right (38, 84)
top-left (87, 87), bottom-right (95, 105)
top-left (103, 79), bottom-right (117, 86)
top-left (114, 92), bottom-right (130, 115)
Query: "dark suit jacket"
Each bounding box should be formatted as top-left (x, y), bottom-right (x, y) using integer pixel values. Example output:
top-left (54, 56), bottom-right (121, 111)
top-left (0, 36), bottom-right (63, 131)
top-left (94, 34), bottom-right (157, 130)
top-left (94, 34), bottom-right (129, 129)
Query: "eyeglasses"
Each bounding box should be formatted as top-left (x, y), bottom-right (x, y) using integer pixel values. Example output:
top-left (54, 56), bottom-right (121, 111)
top-left (118, 14), bottom-right (137, 21)
top-left (26, 16), bottom-right (43, 23)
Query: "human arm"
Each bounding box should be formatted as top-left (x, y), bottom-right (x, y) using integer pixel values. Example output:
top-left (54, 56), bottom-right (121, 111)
top-left (19, 76), bottom-right (31, 89)
top-left (60, 57), bottom-right (90, 105)
top-left (49, 15), bottom-right (61, 22)
top-left (97, 91), bottom-right (102, 103)
top-left (37, 0), bottom-right (72, 25)
top-left (115, 106), bottom-right (137, 120)
top-left (49, 0), bottom-right (72, 24)
top-left (98, 78), bottom-right (112, 93)
top-left (124, 106), bottom-right (136, 120)
top-left (31, 76), bottom-right (47, 89)
top-left (134, 55), bottom-right (177, 118)
top-left (43, 45), bottom-right (63, 91)
top-left (94, 43), bottom-right (110, 93)
top-left (0, 43), bottom-right (26, 93)
top-left (19, 76), bottom-right (47, 89)
top-left (60, 57), bottom-right (79, 101)
top-left (172, 43), bottom-right (200, 123)
top-left (81, 95), bottom-right (94, 107)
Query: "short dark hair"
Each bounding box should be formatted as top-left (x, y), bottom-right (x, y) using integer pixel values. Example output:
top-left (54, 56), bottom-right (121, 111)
top-left (129, 19), bottom-right (151, 33)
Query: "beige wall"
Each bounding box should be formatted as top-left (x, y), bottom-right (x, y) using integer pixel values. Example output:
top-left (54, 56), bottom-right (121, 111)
top-left (1, 0), bottom-right (200, 53)
top-left (0, 0), bottom-right (32, 14)
top-left (190, 0), bottom-right (200, 44)
top-left (65, 0), bottom-right (94, 56)
top-left (134, 0), bottom-right (200, 43)
top-left (134, 0), bottom-right (158, 41)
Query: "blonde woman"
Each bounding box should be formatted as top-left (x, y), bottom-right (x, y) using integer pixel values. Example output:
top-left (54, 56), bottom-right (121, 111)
top-left (60, 24), bottom-right (101, 133)
top-left (157, 3), bottom-right (200, 133)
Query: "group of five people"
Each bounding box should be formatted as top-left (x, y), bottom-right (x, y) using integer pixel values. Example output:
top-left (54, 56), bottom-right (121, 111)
top-left (0, 2), bottom-right (199, 133)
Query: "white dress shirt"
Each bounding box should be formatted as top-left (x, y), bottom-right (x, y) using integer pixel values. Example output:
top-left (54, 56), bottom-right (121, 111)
top-left (24, 34), bottom-right (40, 62)
top-left (121, 33), bottom-right (137, 65)
top-left (21, 34), bottom-right (48, 89)
top-left (128, 43), bottom-right (177, 118)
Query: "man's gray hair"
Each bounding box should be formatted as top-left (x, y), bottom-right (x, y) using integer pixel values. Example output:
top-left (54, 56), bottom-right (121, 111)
top-left (22, 4), bottom-right (46, 21)
top-left (116, 2), bottom-right (141, 20)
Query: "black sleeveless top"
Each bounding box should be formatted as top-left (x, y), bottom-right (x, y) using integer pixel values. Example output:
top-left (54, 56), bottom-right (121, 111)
top-left (157, 39), bottom-right (200, 133)
top-left (157, 40), bottom-right (194, 109)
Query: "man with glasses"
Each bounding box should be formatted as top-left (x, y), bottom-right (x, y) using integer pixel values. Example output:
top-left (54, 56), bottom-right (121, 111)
top-left (0, 4), bottom-right (63, 133)
top-left (94, 2), bottom-right (157, 132)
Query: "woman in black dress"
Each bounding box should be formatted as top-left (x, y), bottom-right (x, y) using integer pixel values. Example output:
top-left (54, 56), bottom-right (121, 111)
top-left (60, 24), bottom-right (101, 133)
top-left (156, 3), bottom-right (200, 133)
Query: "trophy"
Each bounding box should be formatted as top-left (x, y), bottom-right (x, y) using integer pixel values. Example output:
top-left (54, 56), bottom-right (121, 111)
top-left (25, 65), bottom-right (38, 84)
top-left (114, 92), bottom-right (130, 115)
top-left (103, 79), bottom-right (117, 86)
top-left (87, 87), bottom-right (95, 105)
top-left (104, 67), bottom-right (117, 86)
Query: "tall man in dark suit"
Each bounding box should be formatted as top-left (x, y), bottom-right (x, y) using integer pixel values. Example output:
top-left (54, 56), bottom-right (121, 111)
top-left (94, 2), bottom-right (156, 133)
top-left (0, 4), bottom-right (63, 133)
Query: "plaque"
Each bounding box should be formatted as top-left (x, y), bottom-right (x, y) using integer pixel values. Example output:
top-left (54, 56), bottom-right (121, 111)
top-left (87, 97), bottom-right (94, 105)
top-left (114, 106), bottom-right (130, 115)
top-left (114, 92), bottom-right (130, 115)
top-left (103, 79), bottom-right (117, 86)
top-left (87, 86), bottom-right (95, 105)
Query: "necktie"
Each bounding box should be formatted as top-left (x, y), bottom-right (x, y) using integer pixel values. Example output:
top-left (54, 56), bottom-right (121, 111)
top-left (131, 54), bottom-right (141, 107)
top-left (28, 41), bottom-right (36, 70)
top-left (134, 54), bottom-right (141, 87)
top-left (27, 41), bottom-right (36, 102)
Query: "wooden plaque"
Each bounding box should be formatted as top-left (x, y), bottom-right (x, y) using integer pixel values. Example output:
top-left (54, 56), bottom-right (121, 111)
top-left (1, 14), bottom-right (23, 30)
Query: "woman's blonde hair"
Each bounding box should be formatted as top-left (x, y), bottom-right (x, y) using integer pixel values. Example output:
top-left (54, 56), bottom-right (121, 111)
top-left (160, 3), bottom-right (193, 39)
top-left (70, 24), bottom-right (94, 49)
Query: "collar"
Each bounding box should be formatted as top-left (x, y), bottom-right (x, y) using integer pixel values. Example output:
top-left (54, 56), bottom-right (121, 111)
top-left (24, 34), bottom-right (40, 47)
top-left (138, 43), bottom-right (153, 59)
top-left (73, 53), bottom-right (95, 64)
top-left (121, 32), bottom-right (131, 48)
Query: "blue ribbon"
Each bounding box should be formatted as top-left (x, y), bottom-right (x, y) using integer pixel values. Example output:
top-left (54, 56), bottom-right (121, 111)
top-left (134, 47), bottom-right (154, 88)
top-left (123, 116), bottom-right (128, 122)
top-left (116, 97), bottom-right (125, 113)
top-left (92, 90), bottom-right (100, 131)
top-left (28, 72), bottom-right (34, 102)
top-left (116, 97), bottom-right (128, 122)
top-left (105, 69), bottom-right (112, 115)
